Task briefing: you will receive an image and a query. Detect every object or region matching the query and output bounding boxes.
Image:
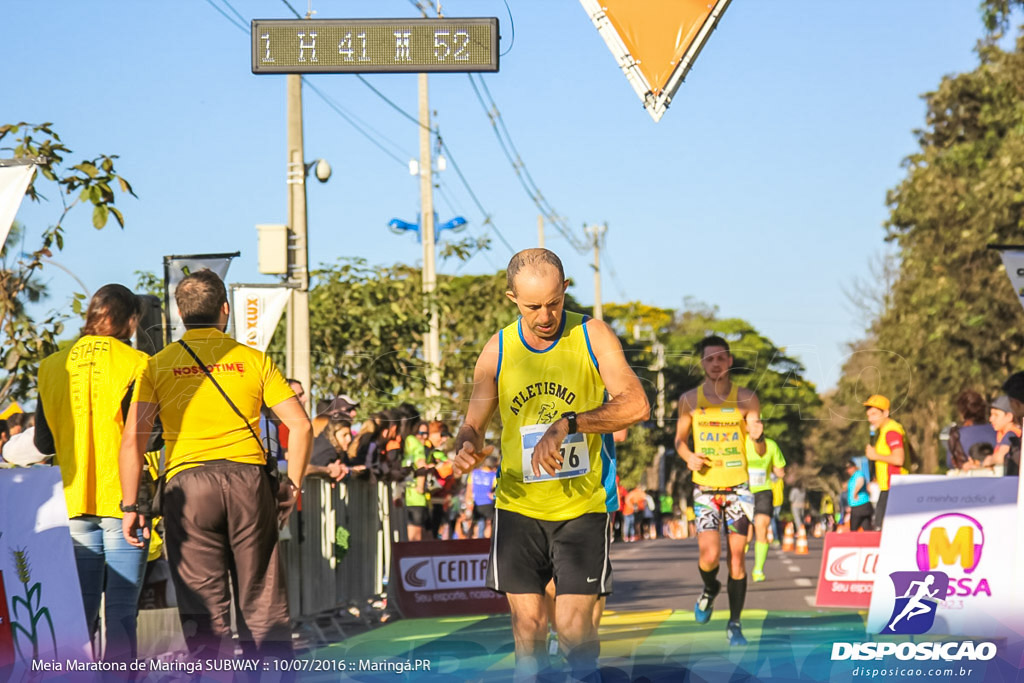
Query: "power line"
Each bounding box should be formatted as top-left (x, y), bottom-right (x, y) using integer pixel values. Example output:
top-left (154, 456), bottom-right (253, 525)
top-left (406, 0), bottom-right (429, 14)
top-left (601, 246), bottom-right (629, 301)
top-left (351, 76), bottom-right (516, 255)
top-left (355, 75), bottom-right (424, 129)
top-left (467, 73), bottom-right (588, 254)
top-left (437, 137), bottom-right (515, 254)
top-left (204, 0), bottom-right (247, 31)
top-left (280, 0), bottom-right (302, 19)
top-left (220, 0), bottom-right (247, 24)
top-left (301, 80), bottom-right (411, 166)
top-left (436, 179), bottom-right (502, 271)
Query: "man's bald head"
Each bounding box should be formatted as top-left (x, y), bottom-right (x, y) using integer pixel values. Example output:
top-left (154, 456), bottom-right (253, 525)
top-left (506, 248), bottom-right (565, 294)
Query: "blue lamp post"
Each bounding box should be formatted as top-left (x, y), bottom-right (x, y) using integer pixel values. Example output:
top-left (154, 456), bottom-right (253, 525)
top-left (387, 214), bottom-right (467, 242)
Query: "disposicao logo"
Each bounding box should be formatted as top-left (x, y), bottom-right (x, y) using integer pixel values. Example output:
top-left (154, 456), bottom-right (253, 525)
top-left (831, 641), bottom-right (997, 661)
top-left (881, 571), bottom-right (948, 635)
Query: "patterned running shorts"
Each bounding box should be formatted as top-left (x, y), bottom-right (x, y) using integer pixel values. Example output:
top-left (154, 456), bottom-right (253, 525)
top-left (694, 484), bottom-right (754, 536)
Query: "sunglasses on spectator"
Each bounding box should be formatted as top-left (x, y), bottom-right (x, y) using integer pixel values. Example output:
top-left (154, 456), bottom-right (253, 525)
top-left (417, 430), bottom-right (429, 436)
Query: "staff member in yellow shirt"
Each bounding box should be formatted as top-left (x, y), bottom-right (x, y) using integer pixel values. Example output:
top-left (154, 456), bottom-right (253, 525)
top-left (119, 270), bottom-right (311, 661)
top-left (35, 284), bottom-right (150, 663)
top-left (863, 394), bottom-right (907, 530)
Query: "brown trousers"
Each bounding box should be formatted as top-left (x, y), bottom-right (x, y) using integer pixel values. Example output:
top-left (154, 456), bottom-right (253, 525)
top-left (163, 461), bottom-right (291, 660)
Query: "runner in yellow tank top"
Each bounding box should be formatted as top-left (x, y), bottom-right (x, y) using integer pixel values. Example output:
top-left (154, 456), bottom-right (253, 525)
top-left (452, 249), bottom-right (648, 681)
top-left (675, 335), bottom-right (765, 646)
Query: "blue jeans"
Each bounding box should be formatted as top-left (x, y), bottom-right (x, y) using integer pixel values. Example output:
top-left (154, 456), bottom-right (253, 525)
top-left (69, 516), bottom-right (149, 662)
top-left (771, 505), bottom-right (782, 540)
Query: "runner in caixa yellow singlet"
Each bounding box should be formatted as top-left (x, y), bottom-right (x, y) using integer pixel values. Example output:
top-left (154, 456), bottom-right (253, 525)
top-left (452, 248), bottom-right (648, 681)
top-left (675, 335), bottom-right (765, 646)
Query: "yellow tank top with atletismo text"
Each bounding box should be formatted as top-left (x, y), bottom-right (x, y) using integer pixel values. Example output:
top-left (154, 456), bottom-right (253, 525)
top-left (496, 311), bottom-right (614, 521)
top-left (692, 384), bottom-right (749, 488)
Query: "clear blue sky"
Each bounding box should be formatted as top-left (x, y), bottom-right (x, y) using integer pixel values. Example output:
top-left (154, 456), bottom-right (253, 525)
top-left (2, 1), bottom-right (1000, 391)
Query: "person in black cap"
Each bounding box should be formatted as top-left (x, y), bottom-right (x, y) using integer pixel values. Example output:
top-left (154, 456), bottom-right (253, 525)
top-left (1003, 372), bottom-right (1024, 421)
top-left (324, 395), bottom-right (359, 421)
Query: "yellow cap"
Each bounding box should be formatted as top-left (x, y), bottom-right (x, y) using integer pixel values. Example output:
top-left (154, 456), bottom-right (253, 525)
top-left (863, 394), bottom-right (890, 412)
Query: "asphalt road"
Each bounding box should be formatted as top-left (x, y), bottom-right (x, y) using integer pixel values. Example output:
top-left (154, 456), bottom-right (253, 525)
top-left (607, 534), bottom-right (828, 614)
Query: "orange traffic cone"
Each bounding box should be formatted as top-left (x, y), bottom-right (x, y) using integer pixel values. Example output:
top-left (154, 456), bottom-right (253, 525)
top-left (813, 523), bottom-right (823, 538)
top-left (782, 523), bottom-right (795, 552)
top-left (795, 528), bottom-right (809, 555)
top-left (767, 525), bottom-right (775, 543)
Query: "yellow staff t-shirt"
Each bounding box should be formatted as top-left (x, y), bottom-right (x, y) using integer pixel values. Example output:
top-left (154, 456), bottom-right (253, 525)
top-left (133, 328), bottom-right (294, 474)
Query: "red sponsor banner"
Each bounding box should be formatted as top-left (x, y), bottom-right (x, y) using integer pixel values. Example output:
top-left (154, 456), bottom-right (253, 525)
top-left (815, 531), bottom-right (881, 608)
top-left (0, 570), bottom-right (13, 671)
top-left (391, 539), bottom-right (509, 618)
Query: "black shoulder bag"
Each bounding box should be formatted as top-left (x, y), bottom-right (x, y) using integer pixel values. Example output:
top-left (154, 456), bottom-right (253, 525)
top-left (144, 341), bottom-right (284, 517)
top-left (175, 340), bottom-right (282, 490)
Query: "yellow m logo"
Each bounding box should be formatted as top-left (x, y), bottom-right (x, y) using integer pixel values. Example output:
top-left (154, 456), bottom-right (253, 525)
top-left (929, 526), bottom-right (974, 569)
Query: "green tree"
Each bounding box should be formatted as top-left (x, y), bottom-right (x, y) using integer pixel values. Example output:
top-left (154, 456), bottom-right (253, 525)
top-left (295, 258), bottom-right (589, 418)
top-left (133, 269), bottom-right (163, 299)
top-left (0, 123), bottom-right (134, 402)
top-left (846, 26), bottom-right (1024, 473)
top-left (601, 302), bottom-right (822, 494)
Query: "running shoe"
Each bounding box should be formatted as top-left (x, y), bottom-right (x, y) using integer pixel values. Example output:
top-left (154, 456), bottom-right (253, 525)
top-left (694, 582), bottom-right (720, 624)
top-left (770, 540), bottom-right (782, 550)
top-left (727, 620), bottom-right (747, 646)
top-left (752, 571), bottom-right (766, 583)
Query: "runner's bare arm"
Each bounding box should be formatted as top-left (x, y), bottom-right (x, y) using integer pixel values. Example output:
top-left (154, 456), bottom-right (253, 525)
top-left (739, 388), bottom-right (767, 456)
top-left (531, 319), bottom-right (649, 477)
top-left (578, 319), bottom-right (649, 432)
top-left (453, 334), bottom-right (500, 476)
top-left (674, 390), bottom-right (705, 471)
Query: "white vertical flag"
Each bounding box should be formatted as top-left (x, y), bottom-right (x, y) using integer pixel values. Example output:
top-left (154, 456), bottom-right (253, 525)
top-left (230, 285), bottom-right (291, 352)
top-left (0, 165), bottom-right (36, 249)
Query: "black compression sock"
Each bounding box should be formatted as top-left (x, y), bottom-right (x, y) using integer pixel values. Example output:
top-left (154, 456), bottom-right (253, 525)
top-left (699, 566), bottom-right (721, 594)
top-left (728, 576), bottom-right (747, 621)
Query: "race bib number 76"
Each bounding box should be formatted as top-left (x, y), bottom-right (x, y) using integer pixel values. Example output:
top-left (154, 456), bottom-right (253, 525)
top-left (520, 423), bottom-right (590, 483)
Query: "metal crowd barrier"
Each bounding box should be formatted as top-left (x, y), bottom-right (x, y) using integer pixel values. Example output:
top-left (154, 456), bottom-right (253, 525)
top-left (280, 474), bottom-right (395, 622)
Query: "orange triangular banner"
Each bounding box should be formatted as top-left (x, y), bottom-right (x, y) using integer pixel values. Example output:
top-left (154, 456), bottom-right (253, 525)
top-left (602, 0), bottom-right (714, 96)
top-left (580, 0), bottom-right (732, 121)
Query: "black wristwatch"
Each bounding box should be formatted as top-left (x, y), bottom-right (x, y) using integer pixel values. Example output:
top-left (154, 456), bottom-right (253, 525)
top-left (119, 501), bottom-right (140, 513)
top-left (561, 411), bottom-right (578, 435)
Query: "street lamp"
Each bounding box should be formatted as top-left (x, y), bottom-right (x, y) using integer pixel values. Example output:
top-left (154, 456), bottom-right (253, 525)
top-left (387, 211), bottom-right (467, 418)
top-left (387, 214), bottom-right (467, 242)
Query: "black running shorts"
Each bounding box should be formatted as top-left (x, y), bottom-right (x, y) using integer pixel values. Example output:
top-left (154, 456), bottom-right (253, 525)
top-left (472, 503), bottom-right (495, 522)
top-left (753, 490), bottom-right (774, 517)
top-left (486, 508), bottom-right (612, 596)
top-left (406, 505), bottom-right (429, 528)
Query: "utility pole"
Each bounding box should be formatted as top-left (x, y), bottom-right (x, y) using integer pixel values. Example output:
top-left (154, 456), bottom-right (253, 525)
top-left (537, 215), bottom-right (545, 248)
top-left (419, 73), bottom-right (441, 417)
top-left (584, 224), bottom-right (607, 321)
top-left (286, 73), bottom-right (311, 412)
top-left (652, 339), bottom-right (666, 428)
